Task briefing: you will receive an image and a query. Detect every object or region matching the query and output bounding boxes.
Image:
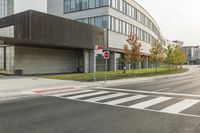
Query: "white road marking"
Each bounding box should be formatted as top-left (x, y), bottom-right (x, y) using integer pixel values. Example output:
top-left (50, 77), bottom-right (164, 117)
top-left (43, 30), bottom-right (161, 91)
top-left (129, 97), bottom-right (172, 109)
top-left (161, 99), bottom-right (199, 114)
top-left (50, 88), bottom-right (200, 118)
top-left (104, 95), bottom-right (147, 105)
top-left (54, 90), bottom-right (95, 97)
top-left (59, 96), bottom-right (200, 118)
top-left (84, 93), bottom-right (127, 102)
top-left (155, 87), bottom-right (171, 92)
top-left (95, 87), bottom-right (200, 98)
top-left (67, 91), bottom-right (110, 99)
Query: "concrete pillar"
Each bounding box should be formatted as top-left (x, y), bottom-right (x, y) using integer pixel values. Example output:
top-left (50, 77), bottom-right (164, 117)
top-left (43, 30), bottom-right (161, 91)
top-left (83, 50), bottom-right (89, 73)
top-left (110, 52), bottom-right (117, 71)
top-left (89, 50), bottom-right (96, 73)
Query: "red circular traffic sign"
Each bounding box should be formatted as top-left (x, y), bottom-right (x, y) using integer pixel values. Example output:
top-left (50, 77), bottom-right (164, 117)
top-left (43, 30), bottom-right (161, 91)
top-left (103, 51), bottom-right (110, 59)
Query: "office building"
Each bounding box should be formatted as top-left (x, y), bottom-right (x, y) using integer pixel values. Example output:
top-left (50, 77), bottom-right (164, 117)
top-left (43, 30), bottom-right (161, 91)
top-left (0, 0), bottom-right (14, 18)
top-left (48, 0), bottom-right (166, 70)
top-left (0, 0), bottom-right (167, 75)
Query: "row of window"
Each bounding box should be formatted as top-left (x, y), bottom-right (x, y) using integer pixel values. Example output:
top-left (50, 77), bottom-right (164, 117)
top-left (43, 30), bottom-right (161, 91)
top-left (109, 0), bottom-right (159, 37)
top-left (64, 0), bottom-right (160, 38)
top-left (77, 15), bottom-right (108, 29)
top-left (76, 15), bottom-right (156, 44)
top-left (109, 16), bottom-right (155, 44)
top-left (64, 0), bottom-right (108, 13)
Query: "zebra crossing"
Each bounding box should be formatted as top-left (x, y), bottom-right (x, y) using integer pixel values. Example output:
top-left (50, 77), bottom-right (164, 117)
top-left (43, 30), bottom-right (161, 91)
top-left (50, 89), bottom-right (200, 117)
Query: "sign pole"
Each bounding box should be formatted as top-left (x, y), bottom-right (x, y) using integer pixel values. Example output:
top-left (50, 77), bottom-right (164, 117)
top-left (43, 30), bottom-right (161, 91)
top-left (105, 58), bottom-right (108, 84)
top-left (93, 48), bottom-right (96, 81)
top-left (103, 51), bottom-right (110, 85)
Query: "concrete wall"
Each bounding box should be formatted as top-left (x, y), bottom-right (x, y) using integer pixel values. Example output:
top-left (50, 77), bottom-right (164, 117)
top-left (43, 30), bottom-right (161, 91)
top-left (13, 46), bottom-right (77, 75)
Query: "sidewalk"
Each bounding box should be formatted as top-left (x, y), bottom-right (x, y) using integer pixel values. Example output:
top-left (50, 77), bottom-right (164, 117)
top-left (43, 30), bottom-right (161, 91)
top-left (0, 65), bottom-right (198, 97)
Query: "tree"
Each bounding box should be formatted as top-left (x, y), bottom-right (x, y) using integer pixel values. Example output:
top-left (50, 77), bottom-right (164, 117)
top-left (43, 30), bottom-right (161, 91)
top-left (149, 40), bottom-right (165, 72)
top-left (165, 44), bottom-right (174, 70)
top-left (172, 45), bottom-right (186, 69)
top-left (123, 33), bottom-right (142, 75)
top-left (123, 44), bottom-right (131, 73)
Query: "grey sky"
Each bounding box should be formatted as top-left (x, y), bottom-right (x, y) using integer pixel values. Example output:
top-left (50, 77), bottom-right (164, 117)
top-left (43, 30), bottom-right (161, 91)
top-left (15, 0), bottom-right (47, 13)
top-left (14, 0), bottom-right (200, 46)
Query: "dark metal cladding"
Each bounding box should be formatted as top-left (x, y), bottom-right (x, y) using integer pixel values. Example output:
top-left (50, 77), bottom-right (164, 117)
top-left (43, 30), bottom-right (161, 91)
top-left (0, 10), bottom-right (105, 49)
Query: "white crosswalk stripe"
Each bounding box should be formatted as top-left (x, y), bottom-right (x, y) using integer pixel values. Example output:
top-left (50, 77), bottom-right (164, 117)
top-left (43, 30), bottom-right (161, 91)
top-left (47, 89), bottom-right (200, 118)
top-left (84, 93), bottom-right (128, 102)
top-left (67, 91), bottom-right (110, 99)
top-left (54, 90), bottom-right (95, 97)
top-left (104, 95), bottom-right (147, 105)
top-left (160, 99), bottom-right (200, 114)
top-left (129, 97), bottom-right (172, 109)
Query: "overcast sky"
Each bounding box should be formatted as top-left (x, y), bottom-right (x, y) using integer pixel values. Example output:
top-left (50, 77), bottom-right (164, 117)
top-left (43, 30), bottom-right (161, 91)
top-left (15, 0), bottom-right (200, 46)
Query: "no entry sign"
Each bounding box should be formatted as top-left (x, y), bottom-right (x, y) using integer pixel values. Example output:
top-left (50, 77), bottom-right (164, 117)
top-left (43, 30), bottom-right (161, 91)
top-left (103, 51), bottom-right (110, 59)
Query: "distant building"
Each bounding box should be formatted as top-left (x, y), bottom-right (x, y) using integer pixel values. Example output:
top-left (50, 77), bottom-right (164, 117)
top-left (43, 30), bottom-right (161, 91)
top-left (0, 0), bottom-right (14, 18)
top-left (183, 46), bottom-right (200, 65)
top-left (172, 40), bottom-right (184, 47)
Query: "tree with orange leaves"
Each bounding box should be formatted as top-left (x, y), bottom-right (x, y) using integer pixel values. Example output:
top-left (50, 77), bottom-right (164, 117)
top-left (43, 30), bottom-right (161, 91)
top-left (123, 33), bottom-right (142, 75)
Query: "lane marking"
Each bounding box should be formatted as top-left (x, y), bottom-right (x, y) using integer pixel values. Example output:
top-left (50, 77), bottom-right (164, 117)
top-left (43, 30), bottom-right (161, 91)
top-left (129, 97), bottom-right (172, 109)
top-left (104, 95), bottom-right (147, 105)
top-left (67, 91), bottom-right (110, 99)
top-left (84, 93), bottom-right (127, 102)
top-left (161, 99), bottom-right (199, 114)
top-left (54, 90), bottom-right (95, 97)
top-left (155, 87), bottom-right (171, 92)
top-left (95, 87), bottom-right (200, 98)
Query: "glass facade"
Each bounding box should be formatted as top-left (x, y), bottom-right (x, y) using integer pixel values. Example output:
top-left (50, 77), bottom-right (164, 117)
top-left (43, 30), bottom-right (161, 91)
top-left (108, 0), bottom-right (159, 37)
top-left (64, 0), bottom-right (161, 39)
top-left (77, 15), bottom-right (108, 29)
top-left (64, 0), bottom-right (108, 13)
top-left (0, 0), bottom-right (14, 18)
top-left (76, 15), bottom-right (155, 44)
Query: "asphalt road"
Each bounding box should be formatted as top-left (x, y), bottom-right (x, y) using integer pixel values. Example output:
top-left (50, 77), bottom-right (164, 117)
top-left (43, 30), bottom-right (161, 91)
top-left (1, 68), bottom-right (200, 133)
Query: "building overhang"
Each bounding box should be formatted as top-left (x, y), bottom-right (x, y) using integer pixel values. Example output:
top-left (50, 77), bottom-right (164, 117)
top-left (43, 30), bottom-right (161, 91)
top-left (0, 10), bottom-right (105, 50)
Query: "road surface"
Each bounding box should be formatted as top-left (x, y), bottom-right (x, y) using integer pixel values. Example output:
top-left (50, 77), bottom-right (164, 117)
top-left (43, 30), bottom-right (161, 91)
top-left (1, 68), bottom-right (200, 133)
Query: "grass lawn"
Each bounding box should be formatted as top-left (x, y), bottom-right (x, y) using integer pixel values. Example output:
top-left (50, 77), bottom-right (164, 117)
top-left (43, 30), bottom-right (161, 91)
top-left (43, 67), bottom-right (188, 82)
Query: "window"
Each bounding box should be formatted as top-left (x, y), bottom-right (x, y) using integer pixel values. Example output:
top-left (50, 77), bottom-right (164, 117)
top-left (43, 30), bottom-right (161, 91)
top-left (89, 0), bottom-right (95, 8)
top-left (75, 0), bottom-right (80, 11)
top-left (122, 21), bottom-right (126, 34)
top-left (103, 0), bottom-right (108, 6)
top-left (131, 25), bottom-right (134, 34)
top-left (81, 0), bottom-right (88, 10)
top-left (96, 0), bottom-right (100, 7)
top-left (109, 16), bottom-right (113, 30)
top-left (111, 0), bottom-right (116, 8)
top-left (102, 16), bottom-right (108, 28)
top-left (111, 17), bottom-right (116, 31)
top-left (131, 7), bottom-right (134, 18)
top-left (95, 16), bottom-right (103, 28)
top-left (119, 0), bottom-right (123, 12)
top-left (115, 18), bottom-right (119, 32)
top-left (82, 18), bottom-right (88, 24)
top-left (64, 0), bottom-right (70, 13)
top-left (89, 17), bottom-right (95, 25)
top-left (119, 20), bottom-right (122, 33)
top-left (126, 23), bottom-right (130, 35)
top-left (71, 0), bottom-right (76, 11)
